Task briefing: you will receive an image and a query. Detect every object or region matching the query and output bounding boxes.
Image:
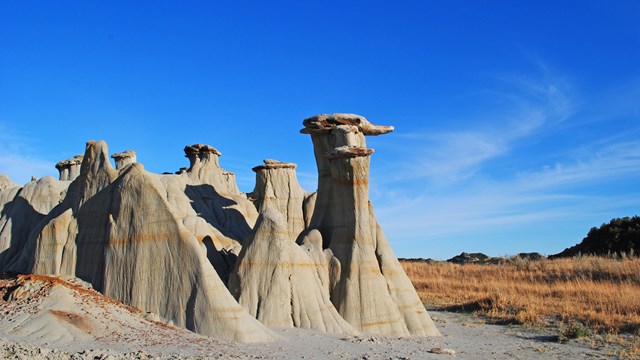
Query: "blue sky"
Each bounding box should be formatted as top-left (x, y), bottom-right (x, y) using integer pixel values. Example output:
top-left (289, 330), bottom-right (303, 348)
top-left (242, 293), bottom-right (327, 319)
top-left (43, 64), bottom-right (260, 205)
top-left (1, 1), bottom-right (639, 259)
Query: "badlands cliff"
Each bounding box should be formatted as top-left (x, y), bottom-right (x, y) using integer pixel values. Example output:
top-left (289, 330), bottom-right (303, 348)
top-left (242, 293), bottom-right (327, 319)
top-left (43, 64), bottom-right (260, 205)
top-left (0, 114), bottom-right (439, 343)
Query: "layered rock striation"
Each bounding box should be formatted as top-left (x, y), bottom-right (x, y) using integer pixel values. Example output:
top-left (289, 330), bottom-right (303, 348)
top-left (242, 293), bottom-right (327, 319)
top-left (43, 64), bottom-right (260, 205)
top-left (229, 208), bottom-right (355, 334)
top-left (1, 141), bottom-right (275, 343)
top-left (249, 159), bottom-right (315, 239)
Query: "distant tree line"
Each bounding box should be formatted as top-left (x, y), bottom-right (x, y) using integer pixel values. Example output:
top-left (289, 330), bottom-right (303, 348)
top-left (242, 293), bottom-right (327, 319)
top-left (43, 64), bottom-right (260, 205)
top-left (552, 216), bottom-right (640, 258)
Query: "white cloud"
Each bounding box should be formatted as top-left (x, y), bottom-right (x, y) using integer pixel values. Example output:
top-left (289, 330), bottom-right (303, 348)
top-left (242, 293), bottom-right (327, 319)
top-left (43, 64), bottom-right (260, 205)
top-left (388, 67), bottom-right (576, 187)
top-left (372, 66), bottom-right (640, 256)
top-left (376, 136), bottom-right (640, 244)
top-left (0, 122), bottom-right (57, 185)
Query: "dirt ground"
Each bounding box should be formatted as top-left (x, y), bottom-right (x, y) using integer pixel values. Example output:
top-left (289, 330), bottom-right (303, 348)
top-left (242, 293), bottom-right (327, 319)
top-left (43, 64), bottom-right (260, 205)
top-left (0, 275), bottom-right (626, 359)
top-left (2, 310), bottom-right (623, 359)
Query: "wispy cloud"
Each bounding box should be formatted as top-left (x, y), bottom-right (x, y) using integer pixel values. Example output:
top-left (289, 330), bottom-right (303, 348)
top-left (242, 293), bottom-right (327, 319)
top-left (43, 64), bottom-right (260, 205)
top-left (0, 122), bottom-right (57, 185)
top-left (387, 67), bottom-right (576, 187)
top-left (379, 137), bottom-right (640, 235)
top-left (372, 65), bottom-right (640, 257)
top-left (516, 140), bottom-right (640, 192)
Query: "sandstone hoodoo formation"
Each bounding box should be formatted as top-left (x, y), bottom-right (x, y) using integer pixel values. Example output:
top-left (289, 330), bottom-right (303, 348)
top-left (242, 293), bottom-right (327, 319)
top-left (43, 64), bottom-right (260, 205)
top-left (0, 113), bottom-right (439, 343)
top-left (184, 144), bottom-right (241, 195)
top-left (300, 113), bottom-right (440, 336)
top-left (111, 150), bottom-right (137, 170)
top-left (1, 141), bottom-right (275, 343)
top-left (249, 159), bottom-right (315, 239)
top-left (55, 154), bottom-right (83, 181)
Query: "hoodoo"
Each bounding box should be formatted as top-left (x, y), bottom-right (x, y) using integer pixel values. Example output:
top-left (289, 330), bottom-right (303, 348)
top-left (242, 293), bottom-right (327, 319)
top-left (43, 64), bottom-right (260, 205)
top-left (55, 155), bottom-right (83, 181)
top-left (111, 150), bottom-right (137, 170)
top-left (184, 144), bottom-right (240, 195)
top-left (1, 141), bottom-right (276, 343)
top-left (301, 113), bottom-right (440, 336)
top-left (0, 115), bottom-right (439, 342)
top-left (249, 159), bottom-right (314, 239)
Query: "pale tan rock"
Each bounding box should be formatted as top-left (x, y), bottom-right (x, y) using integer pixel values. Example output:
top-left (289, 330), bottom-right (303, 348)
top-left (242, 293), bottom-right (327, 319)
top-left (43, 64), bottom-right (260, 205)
top-left (299, 229), bottom-right (341, 295)
top-left (302, 191), bottom-right (317, 228)
top-left (1, 114), bottom-right (439, 342)
top-left (179, 144), bottom-right (258, 243)
top-left (0, 274), bottom-right (242, 349)
top-left (0, 176), bottom-right (69, 271)
top-left (7, 141), bottom-right (277, 343)
top-left (431, 347), bottom-right (456, 355)
top-left (183, 144), bottom-right (240, 195)
top-left (0, 174), bottom-right (17, 192)
top-left (111, 150), bottom-right (137, 170)
top-left (55, 155), bottom-right (83, 181)
top-left (249, 159), bottom-right (311, 239)
top-left (301, 113), bottom-right (440, 337)
top-left (229, 208), bottom-right (356, 335)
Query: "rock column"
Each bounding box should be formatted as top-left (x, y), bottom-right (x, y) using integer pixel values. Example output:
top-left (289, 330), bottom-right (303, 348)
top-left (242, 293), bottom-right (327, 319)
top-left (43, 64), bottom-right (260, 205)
top-left (55, 155), bottom-right (84, 181)
top-left (301, 113), bottom-right (440, 337)
top-left (249, 159), bottom-right (310, 239)
top-left (111, 150), bottom-right (137, 170)
top-left (184, 144), bottom-right (240, 194)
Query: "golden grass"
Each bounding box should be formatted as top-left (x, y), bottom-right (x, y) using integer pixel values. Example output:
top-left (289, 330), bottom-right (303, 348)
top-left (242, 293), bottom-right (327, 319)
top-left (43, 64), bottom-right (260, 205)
top-left (401, 256), bottom-right (640, 334)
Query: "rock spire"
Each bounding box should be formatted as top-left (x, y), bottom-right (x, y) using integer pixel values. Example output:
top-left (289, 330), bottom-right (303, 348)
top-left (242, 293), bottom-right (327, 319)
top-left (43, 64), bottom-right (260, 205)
top-left (111, 150), bottom-right (137, 170)
top-left (301, 113), bottom-right (440, 336)
top-left (249, 159), bottom-right (314, 239)
top-left (55, 155), bottom-right (84, 181)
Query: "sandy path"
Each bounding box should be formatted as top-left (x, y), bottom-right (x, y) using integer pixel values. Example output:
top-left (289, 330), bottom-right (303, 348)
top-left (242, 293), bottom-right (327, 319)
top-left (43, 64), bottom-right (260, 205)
top-left (1, 311), bottom-right (619, 359)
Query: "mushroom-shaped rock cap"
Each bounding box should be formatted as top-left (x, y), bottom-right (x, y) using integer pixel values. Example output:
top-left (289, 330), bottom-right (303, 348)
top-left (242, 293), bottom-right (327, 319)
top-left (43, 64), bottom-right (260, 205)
top-left (111, 150), bottom-right (136, 160)
top-left (301, 113), bottom-right (394, 135)
top-left (111, 150), bottom-right (137, 170)
top-left (326, 146), bottom-right (374, 160)
top-left (252, 159), bottom-right (297, 172)
top-left (183, 144), bottom-right (222, 157)
top-left (55, 154), bottom-right (84, 169)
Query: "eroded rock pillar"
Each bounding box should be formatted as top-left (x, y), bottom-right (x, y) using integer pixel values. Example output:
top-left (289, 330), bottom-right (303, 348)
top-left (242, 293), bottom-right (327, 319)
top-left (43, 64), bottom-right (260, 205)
top-left (249, 159), bottom-right (310, 239)
top-left (111, 150), bottom-right (137, 170)
top-left (183, 144), bottom-right (240, 194)
top-left (55, 155), bottom-right (84, 181)
top-left (301, 113), bottom-right (440, 337)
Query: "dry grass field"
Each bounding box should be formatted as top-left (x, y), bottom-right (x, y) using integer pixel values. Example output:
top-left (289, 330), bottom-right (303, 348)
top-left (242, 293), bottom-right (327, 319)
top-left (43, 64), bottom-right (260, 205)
top-left (402, 256), bottom-right (640, 335)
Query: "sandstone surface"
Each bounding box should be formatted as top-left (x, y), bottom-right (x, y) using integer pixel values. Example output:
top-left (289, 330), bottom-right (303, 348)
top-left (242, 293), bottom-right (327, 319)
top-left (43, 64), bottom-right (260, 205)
top-left (55, 155), bottom-right (83, 181)
top-left (0, 115), bottom-right (439, 343)
top-left (2, 141), bottom-right (276, 343)
top-left (111, 150), bottom-right (137, 170)
top-left (249, 159), bottom-right (314, 239)
top-left (301, 113), bottom-right (440, 336)
top-left (229, 208), bottom-right (355, 334)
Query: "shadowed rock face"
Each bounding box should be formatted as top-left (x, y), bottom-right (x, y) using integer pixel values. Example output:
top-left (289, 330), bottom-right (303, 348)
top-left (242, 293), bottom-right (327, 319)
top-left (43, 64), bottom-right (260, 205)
top-left (301, 113), bottom-right (440, 337)
top-left (1, 141), bottom-right (276, 343)
top-left (0, 176), bottom-right (69, 271)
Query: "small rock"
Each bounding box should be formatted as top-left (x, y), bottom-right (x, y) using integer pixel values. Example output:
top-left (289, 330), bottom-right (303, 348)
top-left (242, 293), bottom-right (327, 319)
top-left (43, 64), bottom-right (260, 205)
top-left (430, 347), bottom-right (456, 356)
